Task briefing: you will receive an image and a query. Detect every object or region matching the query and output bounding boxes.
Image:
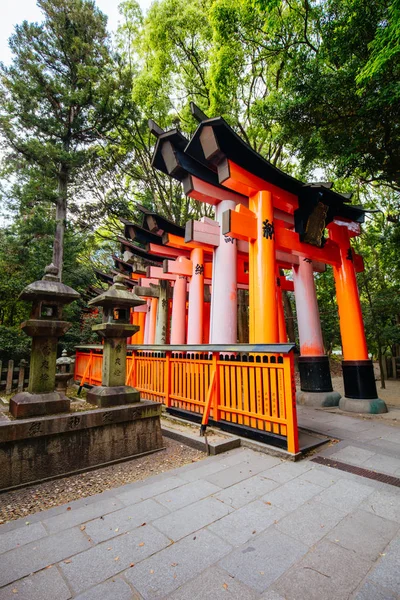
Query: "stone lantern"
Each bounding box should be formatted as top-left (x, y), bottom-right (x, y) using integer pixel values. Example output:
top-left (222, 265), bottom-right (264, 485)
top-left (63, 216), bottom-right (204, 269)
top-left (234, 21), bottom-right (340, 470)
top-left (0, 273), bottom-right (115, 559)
top-left (55, 349), bottom-right (74, 395)
top-left (86, 274), bottom-right (146, 407)
top-left (10, 264), bottom-right (80, 418)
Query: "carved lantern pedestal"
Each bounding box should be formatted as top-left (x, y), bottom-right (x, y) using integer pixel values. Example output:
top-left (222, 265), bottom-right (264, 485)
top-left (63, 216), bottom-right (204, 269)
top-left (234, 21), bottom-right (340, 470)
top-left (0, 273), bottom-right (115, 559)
top-left (10, 265), bottom-right (80, 419)
top-left (87, 275), bottom-right (146, 407)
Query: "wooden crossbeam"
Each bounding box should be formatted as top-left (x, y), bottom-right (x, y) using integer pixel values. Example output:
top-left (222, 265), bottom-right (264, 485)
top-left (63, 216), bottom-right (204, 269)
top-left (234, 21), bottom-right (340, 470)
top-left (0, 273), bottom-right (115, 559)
top-left (218, 159), bottom-right (298, 214)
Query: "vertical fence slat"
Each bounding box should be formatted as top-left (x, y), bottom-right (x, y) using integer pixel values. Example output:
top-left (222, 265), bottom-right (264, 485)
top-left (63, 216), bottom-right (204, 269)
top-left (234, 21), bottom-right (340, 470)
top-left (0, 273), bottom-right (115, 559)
top-left (6, 360), bottom-right (14, 394)
top-left (74, 346), bottom-right (298, 454)
top-left (17, 360), bottom-right (26, 392)
top-left (255, 366), bottom-right (264, 431)
top-left (262, 367), bottom-right (272, 433)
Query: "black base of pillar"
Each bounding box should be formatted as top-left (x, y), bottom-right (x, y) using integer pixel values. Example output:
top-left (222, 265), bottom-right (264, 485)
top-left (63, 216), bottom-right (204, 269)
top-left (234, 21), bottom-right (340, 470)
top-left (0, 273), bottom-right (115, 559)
top-left (340, 360), bottom-right (387, 414)
top-left (298, 356), bottom-right (333, 393)
top-left (342, 360), bottom-right (377, 399)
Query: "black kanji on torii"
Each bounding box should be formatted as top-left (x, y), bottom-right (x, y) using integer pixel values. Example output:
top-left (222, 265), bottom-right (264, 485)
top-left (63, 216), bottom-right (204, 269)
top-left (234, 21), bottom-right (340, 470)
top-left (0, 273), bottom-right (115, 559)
top-left (262, 219), bottom-right (274, 240)
top-left (346, 247), bottom-right (353, 262)
top-left (195, 264), bottom-right (204, 275)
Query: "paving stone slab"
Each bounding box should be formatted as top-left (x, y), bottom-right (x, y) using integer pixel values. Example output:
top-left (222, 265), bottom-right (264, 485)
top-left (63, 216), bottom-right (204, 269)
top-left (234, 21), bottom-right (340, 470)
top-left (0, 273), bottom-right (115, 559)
top-left (152, 496), bottom-right (232, 541)
top-left (0, 503), bottom-right (69, 534)
top-left (384, 431), bottom-right (400, 445)
top-left (213, 475), bottom-right (280, 509)
top-left (0, 521), bottom-right (48, 555)
top-left (178, 460), bottom-right (240, 483)
top-left (59, 524), bottom-right (170, 595)
top-left (368, 536), bottom-right (400, 595)
top-left (124, 528), bottom-right (232, 599)
top-left (369, 438), bottom-right (400, 455)
top-left (0, 527), bottom-right (91, 588)
top-left (261, 478), bottom-right (324, 513)
top-left (0, 566), bottom-right (71, 600)
top-left (219, 526), bottom-right (308, 593)
top-left (275, 498), bottom-right (346, 547)
top-left (210, 448), bottom-right (263, 466)
top-left (259, 591), bottom-right (286, 600)
top-left (204, 458), bottom-right (277, 488)
top-left (154, 480), bottom-right (221, 511)
top-left (360, 488), bottom-right (400, 523)
top-left (297, 466), bottom-right (339, 488)
top-left (353, 580), bottom-right (398, 600)
top-left (43, 497), bottom-right (125, 535)
top-left (362, 454), bottom-right (400, 476)
top-left (329, 445), bottom-right (376, 466)
top-left (258, 460), bottom-right (313, 484)
top-left (326, 509), bottom-right (399, 561)
top-left (0, 489), bottom-right (120, 534)
top-left (274, 539), bottom-right (372, 600)
top-left (116, 477), bottom-right (187, 506)
top-left (74, 576), bottom-right (141, 600)
top-left (84, 498), bottom-right (170, 544)
top-left (168, 566), bottom-right (260, 600)
top-left (314, 478), bottom-right (374, 513)
top-left (208, 500), bottom-right (287, 547)
top-left (352, 429), bottom-right (394, 444)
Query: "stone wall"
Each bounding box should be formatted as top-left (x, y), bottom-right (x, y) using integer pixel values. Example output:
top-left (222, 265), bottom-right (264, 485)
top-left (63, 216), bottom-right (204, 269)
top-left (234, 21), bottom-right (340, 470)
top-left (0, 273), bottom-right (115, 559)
top-left (0, 401), bottom-right (163, 490)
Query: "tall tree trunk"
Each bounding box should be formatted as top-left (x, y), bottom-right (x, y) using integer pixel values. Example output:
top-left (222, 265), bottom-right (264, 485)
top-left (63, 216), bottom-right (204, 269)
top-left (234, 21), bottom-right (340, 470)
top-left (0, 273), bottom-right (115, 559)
top-left (52, 163), bottom-right (68, 280)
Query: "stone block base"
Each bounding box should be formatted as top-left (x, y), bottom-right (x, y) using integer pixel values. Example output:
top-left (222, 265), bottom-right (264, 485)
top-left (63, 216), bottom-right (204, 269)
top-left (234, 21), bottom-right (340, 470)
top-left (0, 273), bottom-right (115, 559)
top-left (87, 385), bottom-right (140, 407)
top-left (296, 390), bottom-right (341, 408)
top-left (339, 396), bottom-right (388, 414)
top-left (0, 401), bottom-right (163, 490)
top-left (9, 391), bottom-right (70, 419)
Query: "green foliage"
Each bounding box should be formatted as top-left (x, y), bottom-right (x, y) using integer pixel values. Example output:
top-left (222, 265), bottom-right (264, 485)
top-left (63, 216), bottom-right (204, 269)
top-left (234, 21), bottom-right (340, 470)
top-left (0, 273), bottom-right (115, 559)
top-left (0, 0), bottom-right (399, 370)
top-left (0, 327), bottom-right (31, 363)
top-left (357, 0), bottom-right (400, 89)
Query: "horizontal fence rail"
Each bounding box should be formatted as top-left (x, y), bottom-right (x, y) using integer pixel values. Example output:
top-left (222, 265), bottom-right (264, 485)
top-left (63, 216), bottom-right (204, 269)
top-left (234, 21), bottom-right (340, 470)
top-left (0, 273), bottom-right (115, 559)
top-left (74, 344), bottom-right (299, 454)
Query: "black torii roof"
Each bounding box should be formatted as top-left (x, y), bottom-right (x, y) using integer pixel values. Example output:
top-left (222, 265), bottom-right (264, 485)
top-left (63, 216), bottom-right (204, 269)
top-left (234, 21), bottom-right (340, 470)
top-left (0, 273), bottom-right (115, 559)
top-left (112, 255), bottom-right (135, 275)
top-left (150, 129), bottom-right (247, 201)
top-left (184, 116), bottom-right (367, 224)
top-left (117, 236), bottom-right (165, 264)
top-left (133, 203), bottom-right (185, 237)
top-left (120, 218), bottom-right (164, 245)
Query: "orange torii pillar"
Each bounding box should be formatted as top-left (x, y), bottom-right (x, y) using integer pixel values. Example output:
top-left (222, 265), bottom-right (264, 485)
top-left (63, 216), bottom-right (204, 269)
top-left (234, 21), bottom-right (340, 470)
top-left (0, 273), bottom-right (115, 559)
top-left (171, 274), bottom-right (188, 344)
top-left (148, 261), bottom-right (188, 345)
top-left (329, 222), bottom-right (387, 413)
top-left (133, 305), bottom-right (146, 345)
top-left (135, 292), bottom-right (158, 344)
top-left (223, 192), bottom-right (279, 343)
top-left (293, 258), bottom-right (341, 407)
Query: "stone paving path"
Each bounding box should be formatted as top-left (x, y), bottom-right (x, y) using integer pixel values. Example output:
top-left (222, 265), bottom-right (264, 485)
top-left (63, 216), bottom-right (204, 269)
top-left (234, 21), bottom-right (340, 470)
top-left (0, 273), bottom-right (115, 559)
top-left (0, 407), bottom-right (399, 599)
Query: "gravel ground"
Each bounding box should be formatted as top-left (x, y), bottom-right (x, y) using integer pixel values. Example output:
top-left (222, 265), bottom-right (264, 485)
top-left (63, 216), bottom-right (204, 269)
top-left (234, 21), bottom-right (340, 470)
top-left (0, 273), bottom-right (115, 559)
top-left (0, 437), bottom-right (204, 525)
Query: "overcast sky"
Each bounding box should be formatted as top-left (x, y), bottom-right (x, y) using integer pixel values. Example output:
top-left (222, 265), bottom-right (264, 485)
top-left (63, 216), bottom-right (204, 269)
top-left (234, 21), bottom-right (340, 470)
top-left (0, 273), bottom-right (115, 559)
top-left (0, 0), bottom-right (152, 65)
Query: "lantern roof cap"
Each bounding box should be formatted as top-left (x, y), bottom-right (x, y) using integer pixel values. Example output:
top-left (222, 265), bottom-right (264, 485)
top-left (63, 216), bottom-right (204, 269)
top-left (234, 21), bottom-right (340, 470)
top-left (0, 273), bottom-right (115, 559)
top-left (19, 264), bottom-right (80, 304)
top-left (88, 274), bottom-right (146, 309)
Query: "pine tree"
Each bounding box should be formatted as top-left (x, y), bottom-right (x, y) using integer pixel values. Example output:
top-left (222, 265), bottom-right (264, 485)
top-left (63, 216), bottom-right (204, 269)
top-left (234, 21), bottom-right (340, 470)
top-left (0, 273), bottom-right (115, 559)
top-left (0, 0), bottom-right (122, 278)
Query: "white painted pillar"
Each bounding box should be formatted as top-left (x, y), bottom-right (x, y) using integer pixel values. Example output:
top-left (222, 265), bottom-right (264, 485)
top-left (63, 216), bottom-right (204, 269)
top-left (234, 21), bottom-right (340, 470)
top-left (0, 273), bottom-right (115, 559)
top-left (293, 259), bottom-right (325, 356)
top-left (210, 199), bottom-right (238, 343)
